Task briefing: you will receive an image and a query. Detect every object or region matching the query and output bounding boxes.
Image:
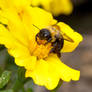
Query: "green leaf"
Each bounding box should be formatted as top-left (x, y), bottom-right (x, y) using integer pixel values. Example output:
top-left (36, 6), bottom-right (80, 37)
top-left (0, 68), bottom-right (3, 76)
top-left (0, 45), bottom-right (5, 51)
top-left (27, 88), bottom-right (33, 92)
top-left (0, 71), bottom-right (11, 89)
top-left (17, 67), bottom-right (26, 83)
top-left (0, 89), bottom-right (13, 92)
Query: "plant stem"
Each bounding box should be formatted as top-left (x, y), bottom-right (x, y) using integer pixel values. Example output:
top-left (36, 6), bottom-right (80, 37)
top-left (50, 80), bottom-right (63, 92)
top-left (13, 79), bottom-right (24, 92)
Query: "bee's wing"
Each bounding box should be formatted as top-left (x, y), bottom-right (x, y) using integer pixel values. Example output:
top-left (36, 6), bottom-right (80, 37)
top-left (52, 25), bottom-right (74, 43)
top-left (62, 33), bottom-right (74, 43)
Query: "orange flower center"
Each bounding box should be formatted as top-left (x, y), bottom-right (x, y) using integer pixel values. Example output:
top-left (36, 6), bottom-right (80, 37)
top-left (29, 37), bottom-right (52, 59)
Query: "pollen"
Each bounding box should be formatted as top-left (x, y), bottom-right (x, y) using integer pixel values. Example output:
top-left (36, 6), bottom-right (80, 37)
top-left (29, 38), bottom-right (52, 59)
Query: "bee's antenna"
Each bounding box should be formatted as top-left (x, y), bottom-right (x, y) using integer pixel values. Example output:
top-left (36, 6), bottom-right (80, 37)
top-left (32, 24), bottom-right (40, 30)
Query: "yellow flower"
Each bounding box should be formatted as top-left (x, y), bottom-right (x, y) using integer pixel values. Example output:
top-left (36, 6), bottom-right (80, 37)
top-left (0, 0), bottom-right (83, 90)
top-left (31, 0), bottom-right (73, 15)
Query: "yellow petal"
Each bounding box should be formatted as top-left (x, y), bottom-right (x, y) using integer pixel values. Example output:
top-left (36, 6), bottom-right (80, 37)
top-left (15, 56), bottom-right (37, 70)
top-left (0, 15), bottom-right (8, 25)
top-left (25, 59), bottom-right (49, 86)
top-left (0, 0), bottom-right (31, 11)
top-left (11, 0), bottom-right (31, 7)
top-left (0, 24), bottom-right (36, 70)
top-left (57, 22), bottom-right (83, 52)
top-left (28, 7), bottom-right (57, 29)
top-left (8, 45), bottom-right (30, 58)
top-left (50, 0), bottom-right (73, 15)
top-left (25, 59), bottom-right (59, 90)
top-left (5, 6), bottom-right (57, 42)
top-left (0, 0), bottom-right (9, 9)
top-left (26, 54), bottom-right (80, 90)
top-left (0, 24), bottom-right (18, 48)
top-left (31, 0), bottom-right (73, 15)
top-left (31, 0), bottom-right (52, 11)
top-left (0, 9), bottom-right (29, 47)
top-left (7, 39), bottom-right (37, 70)
top-left (45, 54), bottom-right (80, 82)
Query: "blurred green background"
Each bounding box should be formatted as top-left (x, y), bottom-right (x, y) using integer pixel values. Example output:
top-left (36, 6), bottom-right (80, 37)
top-left (0, 0), bottom-right (92, 92)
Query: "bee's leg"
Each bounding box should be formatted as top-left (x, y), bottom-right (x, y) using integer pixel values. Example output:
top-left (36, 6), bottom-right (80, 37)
top-left (57, 52), bottom-right (61, 58)
top-left (50, 48), bottom-right (55, 53)
top-left (50, 46), bottom-right (61, 57)
top-left (44, 38), bottom-right (52, 45)
top-left (35, 34), bottom-right (40, 45)
top-left (35, 34), bottom-right (38, 41)
top-left (51, 40), bottom-right (62, 57)
top-left (50, 41), bottom-right (57, 53)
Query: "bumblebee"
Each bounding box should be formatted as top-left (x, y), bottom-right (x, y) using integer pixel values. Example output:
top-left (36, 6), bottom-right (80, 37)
top-left (34, 25), bottom-right (74, 57)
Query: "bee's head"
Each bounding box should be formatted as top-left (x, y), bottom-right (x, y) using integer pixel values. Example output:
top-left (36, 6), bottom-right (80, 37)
top-left (37, 29), bottom-right (51, 40)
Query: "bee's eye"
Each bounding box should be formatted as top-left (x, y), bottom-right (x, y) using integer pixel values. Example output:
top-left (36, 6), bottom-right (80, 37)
top-left (38, 29), bottom-right (51, 40)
